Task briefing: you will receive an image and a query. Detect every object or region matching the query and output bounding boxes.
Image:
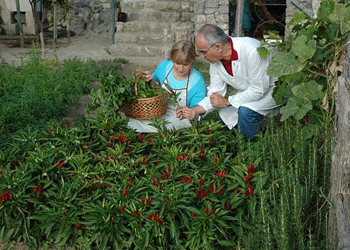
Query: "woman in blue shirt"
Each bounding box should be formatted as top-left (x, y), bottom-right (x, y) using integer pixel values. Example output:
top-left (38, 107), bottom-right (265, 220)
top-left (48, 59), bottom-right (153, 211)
top-left (128, 40), bottom-right (206, 132)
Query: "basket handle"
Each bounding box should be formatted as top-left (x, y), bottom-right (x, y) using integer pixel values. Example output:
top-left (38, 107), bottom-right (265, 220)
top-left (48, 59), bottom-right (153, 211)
top-left (134, 71), bottom-right (144, 98)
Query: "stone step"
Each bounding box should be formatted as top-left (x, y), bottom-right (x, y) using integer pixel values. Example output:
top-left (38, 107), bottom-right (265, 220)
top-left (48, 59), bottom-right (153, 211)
top-left (109, 42), bottom-right (169, 57)
top-left (117, 21), bottom-right (193, 34)
top-left (121, 1), bottom-right (193, 13)
top-left (127, 11), bottom-right (193, 23)
top-left (115, 32), bottom-right (170, 45)
top-left (117, 56), bottom-right (165, 68)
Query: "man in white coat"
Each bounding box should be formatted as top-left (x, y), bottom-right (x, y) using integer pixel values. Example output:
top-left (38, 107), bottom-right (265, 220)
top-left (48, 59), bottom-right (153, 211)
top-left (176, 24), bottom-right (279, 140)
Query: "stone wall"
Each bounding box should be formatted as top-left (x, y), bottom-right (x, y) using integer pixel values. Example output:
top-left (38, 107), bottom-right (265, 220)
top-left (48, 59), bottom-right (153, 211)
top-left (194, 0), bottom-right (230, 34)
top-left (285, 0), bottom-right (315, 36)
top-left (48, 0), bottom-right (114, 38)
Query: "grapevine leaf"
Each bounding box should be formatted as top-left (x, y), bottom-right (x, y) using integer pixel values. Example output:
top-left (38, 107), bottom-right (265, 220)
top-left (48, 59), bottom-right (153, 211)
top-left (292, 80), bottom-right (324, 101)
top-left (280, 97), bottom-right (313, 121)
top-left (267, 51), bottom-right (300, 77)
top-left (292, 35), bottom-right (317, 63)
top-left (340, 17), bottom-right (350, 35)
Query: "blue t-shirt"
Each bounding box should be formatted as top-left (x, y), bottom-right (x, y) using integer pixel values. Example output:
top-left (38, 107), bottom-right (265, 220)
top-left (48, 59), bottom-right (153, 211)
top-left (153, 60), bottom-right (206, 108)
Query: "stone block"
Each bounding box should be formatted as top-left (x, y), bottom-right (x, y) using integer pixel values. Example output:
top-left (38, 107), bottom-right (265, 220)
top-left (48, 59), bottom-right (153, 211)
top-left (181, 12), bottom-right (194, 22)
top-left (195, 3), bottom-right (205, 14)
top-left (215, 13), bottom-right (229, 23)
top-left (204, 8), bottom-right (216, 15)
top-left (205, 0), bottom-right (219, 8)
top-left (206, 14), bottom-right (216, 24)
top-left (196, 14), bottom-right (207, 24)
top-left (218, 5), bottom-right (229, 14)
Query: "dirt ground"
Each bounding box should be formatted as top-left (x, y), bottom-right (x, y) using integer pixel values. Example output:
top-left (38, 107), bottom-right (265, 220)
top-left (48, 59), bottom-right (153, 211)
top-left (0, 35), bottom-right (143, 120)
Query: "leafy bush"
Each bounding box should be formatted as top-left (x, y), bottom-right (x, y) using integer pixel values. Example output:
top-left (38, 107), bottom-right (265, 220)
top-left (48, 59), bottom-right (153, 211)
top-left (0, 115), bottom-right (264, 249)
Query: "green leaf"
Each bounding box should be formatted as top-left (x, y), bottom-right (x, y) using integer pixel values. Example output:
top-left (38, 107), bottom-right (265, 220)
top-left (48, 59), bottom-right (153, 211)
top-left (170, 220), bottom-right (176, 239)
top-left (280, 97), bottom-right (313, 121)
top-left (217, 240), bottom-right (235, 247)
top-left (257, 46), bottom-right (270, 60)
top-left (272, 81), bottom-right (291, 105)
top-left (288, 12), bottom-right (308, 28)
top-left (292, 35), bottom-right (317, 63)
top-left (267, 52), bottom-right (300, 77)
top-left (292, 80), bottom-right (324, 101)
top-left (317, 0), bottom-right (335, 21)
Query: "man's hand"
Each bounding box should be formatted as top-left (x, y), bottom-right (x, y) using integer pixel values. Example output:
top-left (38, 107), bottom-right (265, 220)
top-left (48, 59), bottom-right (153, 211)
top-left (210, 92), bottom-right (230, 107)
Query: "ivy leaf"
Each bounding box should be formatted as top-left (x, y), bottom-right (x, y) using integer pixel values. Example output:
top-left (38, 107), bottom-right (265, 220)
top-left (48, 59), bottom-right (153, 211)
top-left (292, 80), bottom-right (324, 101)
top-left (257, 46), bottom-right (270, 60)
top-left (280, 97), bottom-right (313, 121)
top-left (292, 35), bottom-right (317, 63)
top-left (267, 51), bottom-right (300, 77)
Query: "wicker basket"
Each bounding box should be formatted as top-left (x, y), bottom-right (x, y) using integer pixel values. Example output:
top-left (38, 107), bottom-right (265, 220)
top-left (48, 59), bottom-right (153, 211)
top-left (124, 80), bottom-right (168, 119)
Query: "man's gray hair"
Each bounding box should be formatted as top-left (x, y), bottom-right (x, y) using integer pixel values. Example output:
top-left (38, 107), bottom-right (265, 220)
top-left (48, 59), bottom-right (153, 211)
top-left (196, 24), bottom-right (229, 46)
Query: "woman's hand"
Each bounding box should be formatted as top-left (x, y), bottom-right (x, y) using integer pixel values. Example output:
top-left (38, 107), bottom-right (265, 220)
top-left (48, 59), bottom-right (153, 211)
top-left (176, 105), bottom-right (184, 120)
top-left (142, 71), bottom-right (153, 82)
top-left (181, 107), bottom-right (197, 120)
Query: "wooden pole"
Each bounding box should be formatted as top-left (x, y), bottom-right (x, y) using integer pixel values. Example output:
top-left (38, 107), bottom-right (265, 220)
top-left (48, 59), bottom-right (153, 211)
top-left (15, 0), bottom-right (25, 48)
top-left (234, 0), bottom-right (244, 37)
top-left (112, 0), bottom-right (116, 44)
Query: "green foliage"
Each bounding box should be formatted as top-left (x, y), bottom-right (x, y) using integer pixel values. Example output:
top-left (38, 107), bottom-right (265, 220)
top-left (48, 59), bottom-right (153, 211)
top-left (236, 119), bottom-right (333, 249)
top-left (0, 113), bottom-right (259, 249)
top-left (0, 47), bottom-right (96, 139)
top-left (266, 0), bottom-right (350, 121)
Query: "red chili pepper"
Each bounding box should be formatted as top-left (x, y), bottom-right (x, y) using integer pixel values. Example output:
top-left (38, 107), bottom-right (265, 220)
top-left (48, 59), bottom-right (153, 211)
top-left (214, 156), bottom-right (219, 165)
top-left (122, 187), bottom-right (128, 197)
top-left (217, 171), bottom-right (224, 177)
top-left (138, 134), bottom-right (145, 142)
top-left (183, 176), bottom-right (192, 184)
top-left (211, 209), bottom-right (215, 215)
top-left (204, 130), bottom-right (211, 135)
top-left (120, 206), bottom-right (126, 213)
top-left (225, 202), bottom-right (231, 210)
top-left (74, 223), bottom-right (83, 230)
top-left (248, 163), bottom-right (255, 174)
top-left (244, 191), bottom-right (249, 197)
top-left (148, 138), bottom-right (153, 144)
top-left (133, 211), bottom-right (141, 218)
top-left (208, 184), bottom-right (215, 193)
top-left (204, 208), bottom-right (209, 214)
top-left (219, 187), bottom-right (225, 195)
top-left (158, 218), bottom-right (164, 222)
top-left (200, 189), bottom-right (207, 198)
top-left (119, 134), bottom-right (126, 144)
top-left (56, 160), bottom-right (65, 169)
top-left (245, 174), bottom-right (251, 183)
top-left (147, 197), bottom-right (152, 205)
top-left (198, 177), bottom-right (203, 186)
top-left (177, 155), bottom-right (184, 161)
top-left (198, 151), bottom-right (205, 159)
top-left (191, 212), bottom-right (196, 218)
top-left (141, 197), bottom-right (145, 205)
top-left (248, 185), bottom-right (254, 196)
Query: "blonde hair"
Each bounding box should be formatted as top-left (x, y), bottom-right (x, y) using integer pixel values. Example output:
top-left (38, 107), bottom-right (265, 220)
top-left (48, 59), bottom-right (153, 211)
top-left (170, 41), bottom-right (196, 65)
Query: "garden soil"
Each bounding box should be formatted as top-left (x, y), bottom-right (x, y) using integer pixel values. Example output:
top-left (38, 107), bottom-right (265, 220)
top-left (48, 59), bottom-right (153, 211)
top-left (0, 35), bottom-right (145, 121)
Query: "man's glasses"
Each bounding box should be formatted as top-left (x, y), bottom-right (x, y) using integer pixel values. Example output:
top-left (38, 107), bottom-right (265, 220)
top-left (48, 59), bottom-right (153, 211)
top-left (197, 43), bottom-right (216, 55)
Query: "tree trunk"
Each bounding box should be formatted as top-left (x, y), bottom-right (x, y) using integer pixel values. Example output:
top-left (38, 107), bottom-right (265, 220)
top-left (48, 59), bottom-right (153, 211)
top-left (328, 39), bottom-right (350, 250)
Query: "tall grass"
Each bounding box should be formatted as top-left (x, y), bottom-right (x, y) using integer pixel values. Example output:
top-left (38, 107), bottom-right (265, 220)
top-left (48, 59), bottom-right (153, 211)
top-left (236, 119), bottom-right (333, 249)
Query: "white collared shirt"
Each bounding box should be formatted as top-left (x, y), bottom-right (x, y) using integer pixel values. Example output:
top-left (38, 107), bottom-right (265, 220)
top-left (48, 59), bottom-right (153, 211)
top-left (197, 36), bottom-right (279, 129)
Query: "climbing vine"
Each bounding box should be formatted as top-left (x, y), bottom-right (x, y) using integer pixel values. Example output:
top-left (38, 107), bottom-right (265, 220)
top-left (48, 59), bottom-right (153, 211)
top-left (262, 0), bottom-right (350, 122)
